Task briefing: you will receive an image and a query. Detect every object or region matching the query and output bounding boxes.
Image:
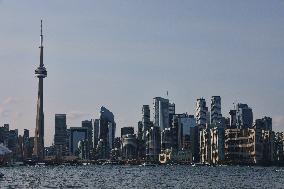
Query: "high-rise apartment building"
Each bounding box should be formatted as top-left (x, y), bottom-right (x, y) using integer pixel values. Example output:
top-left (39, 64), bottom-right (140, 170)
top-left (211, 96), bottom-right (222, 125)
top-left (236, 103), bottom-right (253, 129)
top-left (195, 98), bottom-right (210, 128)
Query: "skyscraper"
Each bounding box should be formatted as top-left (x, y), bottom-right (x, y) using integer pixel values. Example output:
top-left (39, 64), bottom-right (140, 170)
top-left (23, 129), bottom-right (30, 159)
top-left (33, 20), bottom-right (47, 161)
top-left (195, 98), bottom-right (209, 128)
top-left (142, 105), bottom-right (151, 140)
top-left (211, 96), bottom-right (222, 125)
top-left (93, 119), bottom-right (100, 147)
top-left (236, 103), bottom-right (253, 129)
top-left (82, 120), bottom-right (93, 155)
top-left (153, 97), bottom-right (169, 130)
top-left (97, 106), bottom-right (116, 158)
top-left (54, 114), bottom-right (67, 156)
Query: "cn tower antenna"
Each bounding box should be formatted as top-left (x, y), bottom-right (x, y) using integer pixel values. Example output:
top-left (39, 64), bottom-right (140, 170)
top-left (40, 19), bottom-right (43, 47)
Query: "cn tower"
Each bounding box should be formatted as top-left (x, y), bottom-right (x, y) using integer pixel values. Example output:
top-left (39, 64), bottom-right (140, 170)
top-left (33, 20), bottom-right (47, 161)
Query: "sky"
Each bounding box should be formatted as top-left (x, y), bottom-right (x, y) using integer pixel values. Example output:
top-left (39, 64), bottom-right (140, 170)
top-left (0, 0), bottom-right (284, 146)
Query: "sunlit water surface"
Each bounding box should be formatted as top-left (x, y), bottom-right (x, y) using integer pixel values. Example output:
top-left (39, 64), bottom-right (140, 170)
top-left (1, 165), bottom-right (284, 188)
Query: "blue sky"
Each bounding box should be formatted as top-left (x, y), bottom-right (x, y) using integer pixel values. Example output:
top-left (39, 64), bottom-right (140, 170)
top-left (0, 0), bottom-right (283, 145)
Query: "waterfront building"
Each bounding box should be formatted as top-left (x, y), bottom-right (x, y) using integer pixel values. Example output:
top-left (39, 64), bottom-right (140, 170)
top-left (82, 120), bottom-right (93, 157)
top-left (17, 135), bottom-right (23, 161)
top-left (0, 124), bottom-right (9, 147)
top-left (171, 115), bottom-right (181, 152)
top-left (54, 114), bottom-right (67, 157)
top-left (33, 20), bottom-right (48, 161)
top-left (78, 140), bottom-right (89, 160)
top-left (93, 119), bottom-right (100, 147)
top-left (153, 97), bottom-right (170, 130)
top-left (224, 128), bottom-right (272, 164)
top-left (45, 146), bottom-right (55, 157)
top-left (159, 149), bottom-right (192, 164)
top-left (28, 137), bottom-right (34, 158)
top-left (195, 98), bottom-right (210, 128)
top-left (200, 128), bottom-right (211, 164)
top-left (161, 128), bottom-right (173, 151)
top-left (255, 128), bottom-right (274, 164)
top-left (179, 114), bottom-right (196, 150)
top-left (111, 137), bottom-right (122, 160)
top-left (96, 139), bottom-right (108, 160)
top-left (23, 129), bottom-right (30, 159)
top-left (108, 122), bottom-right (115, 150)
top-left (236, 103), bottom-right (253, 129)
top-left (146, 126), bottom-right (161, 162)
top-left (190, 126), bottom-right (200, 162)
top-left (211, 96), bottom-right (222, 125)
top-left (121, 134), bottom-right (137, 160)
top-left (0, 144), bottom-right (12, 165)
top-left (210, 127), bottom-right (225, 164)
top-left (69, 127), bottom-right (88, 158)
top-left (274, 132), bottom-right (284, 164)
top-left (225, 128), bottom-right (256, 164)
top-left (66, 129), bottom-right (70, 155)
top-left (98, 106), bottom-right (116, 156)
top-left (199, 111), bottom-right (225, 164)
top-left (142, 105), bottom-right (151, 140)
top-left (8, 129), bottom-right (19, 161)
top-left (137, 121), bottom-right (145, 159)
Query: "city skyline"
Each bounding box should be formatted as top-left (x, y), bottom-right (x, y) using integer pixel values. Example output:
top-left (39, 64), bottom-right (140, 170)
top-left (0, 1), bottom-right (284, 146)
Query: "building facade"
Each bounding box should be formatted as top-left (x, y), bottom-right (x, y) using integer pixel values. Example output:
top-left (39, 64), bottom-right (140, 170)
top-left (236, 103), bottom-right (253, 129)
top-left (54, 114), bottom-right (67, 157)
top-left (153, 97), bottom-right (170, 130)
top-left (211, 96), bottom-right (222, 125)
top-left (195, 98), bottom-right (210, 128)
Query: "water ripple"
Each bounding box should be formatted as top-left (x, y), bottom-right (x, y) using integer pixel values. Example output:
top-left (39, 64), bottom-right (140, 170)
top-left (0, 165), bottom-right (284, 188)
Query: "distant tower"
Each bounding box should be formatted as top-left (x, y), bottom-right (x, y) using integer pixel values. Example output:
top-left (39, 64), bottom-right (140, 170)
top-left (33, 20), bottom-right (47, 161)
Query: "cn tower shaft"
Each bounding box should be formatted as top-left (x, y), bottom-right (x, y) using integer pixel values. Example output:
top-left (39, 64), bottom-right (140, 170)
top-left (33, 20), bottom-right (47, 161)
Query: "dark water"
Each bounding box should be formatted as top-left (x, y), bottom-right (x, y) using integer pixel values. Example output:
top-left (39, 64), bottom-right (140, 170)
top-left (1, 165), bottom-right (284, 188)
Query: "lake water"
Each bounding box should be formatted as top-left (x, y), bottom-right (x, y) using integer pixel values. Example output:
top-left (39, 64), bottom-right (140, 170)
top-left (1, 165), bottom-right (284, 188)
